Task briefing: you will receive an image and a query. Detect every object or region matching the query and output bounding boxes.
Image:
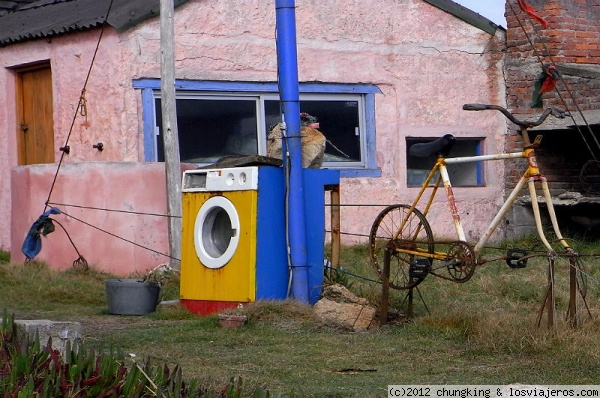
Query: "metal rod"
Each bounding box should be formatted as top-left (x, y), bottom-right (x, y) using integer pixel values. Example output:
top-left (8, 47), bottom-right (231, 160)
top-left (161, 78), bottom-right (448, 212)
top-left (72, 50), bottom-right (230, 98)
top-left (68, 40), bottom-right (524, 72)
top-left (275, 0), bottom-right (309, 302)
top-left (568, 255), bottom-right (578, 327)
top-left (379, 247), bottom-right (391, 326)
top-left (439, 163), bottom-right (466, 242)
top-left (547, 257), bottom-right (555, 329)
top-left (444, 151), bottom-right (524, 164)
top-left (474, 175), bottom-right (528, 254)
top-left (528, 179), bottom-right (554, 252)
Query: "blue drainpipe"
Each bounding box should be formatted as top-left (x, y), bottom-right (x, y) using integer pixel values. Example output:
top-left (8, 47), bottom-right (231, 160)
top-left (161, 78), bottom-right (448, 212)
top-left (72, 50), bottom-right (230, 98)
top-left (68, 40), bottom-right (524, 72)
top-left (275, 0), bottom-right (309, 303)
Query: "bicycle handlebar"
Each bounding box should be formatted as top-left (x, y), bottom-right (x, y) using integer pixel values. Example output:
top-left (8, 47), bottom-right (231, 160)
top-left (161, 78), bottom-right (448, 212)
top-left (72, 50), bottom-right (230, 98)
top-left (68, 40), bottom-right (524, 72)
top-left (462, 103), bottom-right (568, 128)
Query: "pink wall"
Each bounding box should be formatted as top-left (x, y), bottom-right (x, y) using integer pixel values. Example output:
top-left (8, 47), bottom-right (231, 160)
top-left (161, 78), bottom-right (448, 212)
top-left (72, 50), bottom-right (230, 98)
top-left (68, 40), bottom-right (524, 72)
top-left (11, 163), bottom-right (171, 274)
top-left (1, 0), bottom-right (508, 272)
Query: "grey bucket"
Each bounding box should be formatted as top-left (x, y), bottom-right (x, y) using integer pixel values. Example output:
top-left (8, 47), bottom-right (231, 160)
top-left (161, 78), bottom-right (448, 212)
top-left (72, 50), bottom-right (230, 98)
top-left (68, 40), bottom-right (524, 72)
top-left (105, 278), bottom-right (160, 315)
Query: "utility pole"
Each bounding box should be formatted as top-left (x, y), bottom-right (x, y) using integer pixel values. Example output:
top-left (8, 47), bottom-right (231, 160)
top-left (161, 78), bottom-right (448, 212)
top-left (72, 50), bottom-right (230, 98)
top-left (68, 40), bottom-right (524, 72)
top-left (160, 0), bottom-right (182, 269)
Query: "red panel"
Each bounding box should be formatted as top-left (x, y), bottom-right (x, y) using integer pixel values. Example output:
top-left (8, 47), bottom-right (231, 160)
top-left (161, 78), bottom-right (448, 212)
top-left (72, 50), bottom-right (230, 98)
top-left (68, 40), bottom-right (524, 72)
top-left (181, 299), bottom-right (242, 315)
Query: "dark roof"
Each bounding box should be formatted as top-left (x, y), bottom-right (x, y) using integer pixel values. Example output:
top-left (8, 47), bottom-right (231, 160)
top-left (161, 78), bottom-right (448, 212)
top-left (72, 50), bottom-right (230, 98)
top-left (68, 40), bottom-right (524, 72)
top-left (0, 0), bottom-right (501, 47)
top-left (0, 0), bottom-right (189, 46)
top-left (0, 0), bottom-right (38, 16)
top-left (423, 0), bottom-right (505, 35)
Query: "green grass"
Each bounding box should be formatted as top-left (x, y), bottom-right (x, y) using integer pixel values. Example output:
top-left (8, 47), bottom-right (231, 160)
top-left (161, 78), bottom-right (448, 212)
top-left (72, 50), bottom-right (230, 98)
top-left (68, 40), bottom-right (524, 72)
top-left (2, 239), bottom-right (600, 397)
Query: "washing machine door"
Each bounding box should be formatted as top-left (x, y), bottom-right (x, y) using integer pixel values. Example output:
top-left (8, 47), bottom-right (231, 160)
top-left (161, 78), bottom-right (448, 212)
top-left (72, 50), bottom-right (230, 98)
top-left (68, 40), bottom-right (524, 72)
top-left (194, 196), bottom-right (240, 269)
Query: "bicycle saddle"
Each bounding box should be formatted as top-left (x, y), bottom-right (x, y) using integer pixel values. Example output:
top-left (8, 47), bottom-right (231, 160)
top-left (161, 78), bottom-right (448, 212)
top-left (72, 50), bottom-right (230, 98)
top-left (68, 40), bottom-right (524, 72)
top-left (409, 134), bottom-right (456, 158)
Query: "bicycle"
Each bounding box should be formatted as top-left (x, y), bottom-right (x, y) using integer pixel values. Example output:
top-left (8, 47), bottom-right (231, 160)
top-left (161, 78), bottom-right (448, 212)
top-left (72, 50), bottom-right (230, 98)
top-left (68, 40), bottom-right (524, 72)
top-left (369, 103), bottom-right (579, 291)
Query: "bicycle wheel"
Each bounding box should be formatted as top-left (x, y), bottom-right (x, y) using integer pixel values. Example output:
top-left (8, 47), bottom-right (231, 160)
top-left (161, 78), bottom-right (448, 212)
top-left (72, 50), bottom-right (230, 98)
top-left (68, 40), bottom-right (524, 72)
top-left (369, 204), bottom-right (434, 289)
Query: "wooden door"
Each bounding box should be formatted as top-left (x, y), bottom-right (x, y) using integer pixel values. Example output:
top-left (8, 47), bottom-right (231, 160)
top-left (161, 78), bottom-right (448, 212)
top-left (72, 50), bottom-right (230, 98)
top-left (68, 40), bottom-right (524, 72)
top-left (16, 65), bottom-right (55, 165)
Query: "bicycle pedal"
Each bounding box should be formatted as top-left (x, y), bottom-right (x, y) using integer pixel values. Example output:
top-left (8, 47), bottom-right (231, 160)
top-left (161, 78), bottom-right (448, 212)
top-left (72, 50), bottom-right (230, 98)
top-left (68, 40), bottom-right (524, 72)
top-left (409, 258), bottom-right (430, 279)
top-left (506, 248), bottom-right (528, 269)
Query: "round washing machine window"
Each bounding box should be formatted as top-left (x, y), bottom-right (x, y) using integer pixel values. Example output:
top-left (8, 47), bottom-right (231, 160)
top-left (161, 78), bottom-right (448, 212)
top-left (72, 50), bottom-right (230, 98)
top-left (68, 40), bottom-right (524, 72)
top-left (194, 196), bottom-right (240, 269)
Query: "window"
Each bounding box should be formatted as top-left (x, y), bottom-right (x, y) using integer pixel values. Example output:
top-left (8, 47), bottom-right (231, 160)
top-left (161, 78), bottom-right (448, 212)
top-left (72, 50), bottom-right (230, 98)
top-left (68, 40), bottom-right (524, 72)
top-left (134, 80), bottom-right (381, 177)
top-left (155, 96), bottom-right (260, 163)
top-left (406, 137), bottom-right (484, 187)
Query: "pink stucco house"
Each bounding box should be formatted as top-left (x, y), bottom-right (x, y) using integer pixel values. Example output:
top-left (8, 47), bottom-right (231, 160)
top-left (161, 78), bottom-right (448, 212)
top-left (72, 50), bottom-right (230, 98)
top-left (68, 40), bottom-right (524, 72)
top-left (0, 0), bottom-right (508, 274)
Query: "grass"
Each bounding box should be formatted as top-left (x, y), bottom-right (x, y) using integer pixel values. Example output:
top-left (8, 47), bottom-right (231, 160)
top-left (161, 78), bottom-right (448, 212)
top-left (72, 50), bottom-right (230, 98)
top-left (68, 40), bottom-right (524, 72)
top-left (2, 237), bottom-right (600, 397)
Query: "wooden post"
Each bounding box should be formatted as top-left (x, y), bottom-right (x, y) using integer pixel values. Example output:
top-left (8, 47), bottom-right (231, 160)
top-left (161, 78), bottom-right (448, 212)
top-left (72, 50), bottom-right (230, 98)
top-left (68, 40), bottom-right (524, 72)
top-left (160, 0), bottom-right (182, 269)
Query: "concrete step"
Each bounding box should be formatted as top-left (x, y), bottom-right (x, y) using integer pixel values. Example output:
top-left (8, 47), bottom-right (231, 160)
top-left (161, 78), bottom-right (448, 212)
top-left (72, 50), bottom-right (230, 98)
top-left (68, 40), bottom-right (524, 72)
top-left (14, 319), bottom-right (82, 356)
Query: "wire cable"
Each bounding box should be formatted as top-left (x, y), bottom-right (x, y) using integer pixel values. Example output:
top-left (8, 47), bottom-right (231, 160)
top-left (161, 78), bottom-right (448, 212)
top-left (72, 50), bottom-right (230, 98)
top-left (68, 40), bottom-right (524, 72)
top-left (43, 0), bottom-right (115, 212)
top-left (60, 209), bottom-right (178, 261)
top-left (46, 202), bottom-right (181, 218)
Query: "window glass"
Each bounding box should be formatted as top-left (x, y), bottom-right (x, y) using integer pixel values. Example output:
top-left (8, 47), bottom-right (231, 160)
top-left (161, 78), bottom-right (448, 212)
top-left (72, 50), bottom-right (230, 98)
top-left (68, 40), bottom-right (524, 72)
top-left (155, 94), bottom-right (364, 166)
top-left (155, 97), bottom-right (258, 163)
top-left (135, 79), bottom-right (382, 177)
top-left (406, 138), bottom-right (483, 187)
top-left (264, 97), bottom-right (362, 165)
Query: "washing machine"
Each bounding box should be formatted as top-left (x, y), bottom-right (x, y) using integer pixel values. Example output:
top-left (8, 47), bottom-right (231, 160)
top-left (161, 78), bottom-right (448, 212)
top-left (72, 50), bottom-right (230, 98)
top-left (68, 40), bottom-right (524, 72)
top-left (179, 166), bottom-right (287, 315)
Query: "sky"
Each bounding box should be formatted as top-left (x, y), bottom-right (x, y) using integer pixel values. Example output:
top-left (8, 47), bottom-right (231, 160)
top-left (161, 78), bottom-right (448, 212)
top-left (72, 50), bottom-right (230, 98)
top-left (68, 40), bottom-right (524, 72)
top-left (452, 0), bottom-right (507, 28)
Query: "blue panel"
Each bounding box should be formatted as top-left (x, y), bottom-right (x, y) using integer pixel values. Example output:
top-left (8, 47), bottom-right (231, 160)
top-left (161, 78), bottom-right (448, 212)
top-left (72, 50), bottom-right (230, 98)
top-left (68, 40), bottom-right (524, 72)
top-left (302, 169), bottom-right (340, 304)
top-left (255, 166), bottom-right (340, 303)
top-left (255, 166), bottom-right (288, 300)
top-left (140, 88), bottom-right (156, 161)
top-left (132, 78), bottom-right (381, 95)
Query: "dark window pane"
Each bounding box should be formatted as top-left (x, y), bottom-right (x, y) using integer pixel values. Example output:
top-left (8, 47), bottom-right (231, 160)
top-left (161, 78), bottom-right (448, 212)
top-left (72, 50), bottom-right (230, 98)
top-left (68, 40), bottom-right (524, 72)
top-left (406, 138), bottom-right (483, 187)
top-left (155, 98), bottom-right (258, 163)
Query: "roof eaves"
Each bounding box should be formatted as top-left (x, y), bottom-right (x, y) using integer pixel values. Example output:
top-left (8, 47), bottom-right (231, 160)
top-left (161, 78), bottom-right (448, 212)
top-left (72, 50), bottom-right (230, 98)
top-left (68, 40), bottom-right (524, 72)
top-left (422, 0), bottom-right (505, 35)
top-left (0, 0), bottom-right (189, 47)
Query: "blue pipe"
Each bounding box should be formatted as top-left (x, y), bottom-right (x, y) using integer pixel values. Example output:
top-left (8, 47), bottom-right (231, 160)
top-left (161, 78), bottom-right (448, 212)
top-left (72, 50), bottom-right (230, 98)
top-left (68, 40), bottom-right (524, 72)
top-left (275, 0), bottom-right (309, 303)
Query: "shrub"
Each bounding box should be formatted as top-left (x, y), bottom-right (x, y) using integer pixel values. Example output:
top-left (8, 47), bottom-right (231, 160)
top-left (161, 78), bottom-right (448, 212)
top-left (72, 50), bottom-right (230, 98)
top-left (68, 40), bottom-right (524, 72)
top-left (0, 310), bottom-right (198, 397)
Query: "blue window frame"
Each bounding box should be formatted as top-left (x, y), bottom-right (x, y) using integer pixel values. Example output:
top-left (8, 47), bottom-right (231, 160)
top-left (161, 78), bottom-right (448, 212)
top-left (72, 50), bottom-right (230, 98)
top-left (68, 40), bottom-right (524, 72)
top-left (132, 79), bottom-right (381, 177)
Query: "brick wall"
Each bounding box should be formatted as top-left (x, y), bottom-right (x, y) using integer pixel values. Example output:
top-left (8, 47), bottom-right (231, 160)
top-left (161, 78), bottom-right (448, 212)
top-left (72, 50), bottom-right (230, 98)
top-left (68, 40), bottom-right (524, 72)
top-left (506, 0), bottom-right (600, 113)
top-left (504, 0), bottom-right (600, 194)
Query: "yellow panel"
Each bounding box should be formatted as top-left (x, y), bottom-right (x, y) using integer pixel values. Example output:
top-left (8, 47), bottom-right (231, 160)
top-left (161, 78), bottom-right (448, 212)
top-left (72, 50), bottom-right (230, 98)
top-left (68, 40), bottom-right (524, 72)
top-left (180, 190), bottom-right (258, 302)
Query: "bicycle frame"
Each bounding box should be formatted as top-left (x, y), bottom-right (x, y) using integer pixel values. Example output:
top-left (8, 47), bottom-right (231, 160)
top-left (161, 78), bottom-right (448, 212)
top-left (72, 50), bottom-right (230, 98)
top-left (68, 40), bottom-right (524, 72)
top-left (398, 127), bottom-right (572, 258)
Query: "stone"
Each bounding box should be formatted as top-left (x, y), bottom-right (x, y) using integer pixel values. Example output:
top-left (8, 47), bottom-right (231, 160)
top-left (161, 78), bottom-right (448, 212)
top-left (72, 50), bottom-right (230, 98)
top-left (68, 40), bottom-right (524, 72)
top-left (14, 319), bottom-right (82, 356)
top-left (313, 284), bottom-right (377, 331)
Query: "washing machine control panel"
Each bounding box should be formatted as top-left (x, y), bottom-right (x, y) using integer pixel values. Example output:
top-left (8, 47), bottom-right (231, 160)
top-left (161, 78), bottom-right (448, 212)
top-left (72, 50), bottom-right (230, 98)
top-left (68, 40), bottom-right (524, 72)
top-left (182, 167), bottom-right (259, 192)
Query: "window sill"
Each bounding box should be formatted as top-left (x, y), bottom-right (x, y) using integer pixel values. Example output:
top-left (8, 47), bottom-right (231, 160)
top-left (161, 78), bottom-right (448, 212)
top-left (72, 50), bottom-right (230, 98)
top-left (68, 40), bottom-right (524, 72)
top-left (338, 168), bottom-right (382, 178)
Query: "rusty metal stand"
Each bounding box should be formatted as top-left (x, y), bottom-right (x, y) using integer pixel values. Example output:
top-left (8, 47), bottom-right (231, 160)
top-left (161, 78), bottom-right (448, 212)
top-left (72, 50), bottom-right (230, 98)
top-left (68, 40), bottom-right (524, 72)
top-left (568, 255), bottom-right (578, 327)
top-left (536, 256), bottom-right (556, 329)
top-left (566, 254), bottom-right (593, 327)
top-left (379, 246), bottom-right (427, 325)
top-left (378, 247), bottom-right (391, 325)
top-left (537, 253), bottom-right (592, 329)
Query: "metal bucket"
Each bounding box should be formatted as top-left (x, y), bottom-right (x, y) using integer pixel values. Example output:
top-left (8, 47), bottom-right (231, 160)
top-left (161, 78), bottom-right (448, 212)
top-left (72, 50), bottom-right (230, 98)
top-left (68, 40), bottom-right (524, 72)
top-left (105, 278), bottom-right (160, 315)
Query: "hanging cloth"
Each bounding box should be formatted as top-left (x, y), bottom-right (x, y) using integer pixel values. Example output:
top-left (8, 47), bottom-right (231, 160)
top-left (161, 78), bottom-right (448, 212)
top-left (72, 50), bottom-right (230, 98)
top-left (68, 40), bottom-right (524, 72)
top-left (532, 65), bottom-right (560, 108)
top-left (517, 0), bottom-right (549, 28)
top-left (21, 207), bottom-right (62, 260)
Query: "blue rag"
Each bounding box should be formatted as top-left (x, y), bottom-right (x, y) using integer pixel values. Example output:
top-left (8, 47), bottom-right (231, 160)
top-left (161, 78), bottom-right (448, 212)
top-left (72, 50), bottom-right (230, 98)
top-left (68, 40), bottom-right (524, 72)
top-left (21, 207), bottom-right (62, 260)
